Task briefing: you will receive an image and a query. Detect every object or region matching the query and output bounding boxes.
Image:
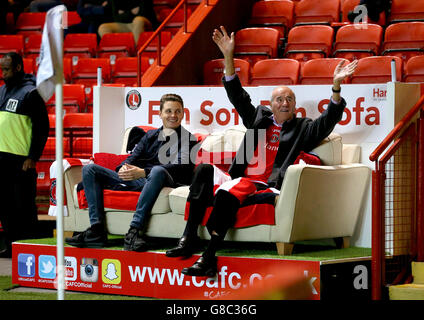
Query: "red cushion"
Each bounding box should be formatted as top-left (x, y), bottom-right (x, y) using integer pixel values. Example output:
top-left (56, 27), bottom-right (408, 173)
top-left (93, 153), bottom-right (129, 171)
top-left (293, 151), bottom-right (321, 165)
top-left (195, 149), bottom-right (236, 172)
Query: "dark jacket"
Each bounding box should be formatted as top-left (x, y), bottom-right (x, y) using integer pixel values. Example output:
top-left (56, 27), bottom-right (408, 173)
top-left (0, 73), bottom-right (49, 163)
top-left (116, 125), bottom-right (199, 187)
top-left (223, 75), bottom-right (346, 190)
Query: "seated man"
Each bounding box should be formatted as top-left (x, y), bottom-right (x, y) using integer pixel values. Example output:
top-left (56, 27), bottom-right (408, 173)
top-left (97, 0), bottom-right (158, 43)
top-left (166, 26), bottom-right (358, 277)
top-left (66, 93), bottom-right (198, 251)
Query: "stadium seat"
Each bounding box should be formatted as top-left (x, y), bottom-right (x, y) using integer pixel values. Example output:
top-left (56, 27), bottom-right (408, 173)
top-left (15, 12), bottom-right (46, 41)
top-left (158, 7), bottom-right (193, 35)
top-left (48, 114), bottom-right (55, 130)
top-left (71, 137), bottom-right (93, 158)
top-left (64, 33), bottom-right (98, 63)
top-left (36, 160), bottom-right (53, 197)
top-left (0, 35), bottom-right (24, 57)
top-left (98, 32), bottom-right (136, 63)
top-left (389, 0), bottom-right (424, 24)
top-left (293, 0), bottom-right (340, 26)
top-left (63, 112), bottom-right (93, 129)
top-left (23, 58), bottom-right (35, 74)
top-left (46, 84), bottom-right (86, 114)
top-left (381, 22), bottom-right (424, 66)
top-left (248, 0), bottom-right (294, 40)
top-left (24, 34), bottom-right (42, 63)
top-left (250, 58), bottom-right (300, 85)
top-left (350, 56), bottom-right (403, 84)
top-left (300, 58), bottom-right (350, 84)
top-left (285, 25), bottom-right (334, 63)
top-left (111, 57), bottom-right (149, 86)
top-left (136, 31), bottom-right (172, 63)
top-left (404, 56), bottom-right (424, 82)
top-left (66, 11), bottom-right (82, 27)
top-left (203, 58), bottom-right (250, 86)
top-left (63, 58), bottom-right (72, 83)
top-left (333, 24), bottom-right (383, 61)
top-left (234, 27), bottom-right (280, 66)
top-left (40, 137), bottom-right (70, 160)
top-left (71, 58), bottom-right (111, 86)
top-left (341, 0), bottom-right (386, 25)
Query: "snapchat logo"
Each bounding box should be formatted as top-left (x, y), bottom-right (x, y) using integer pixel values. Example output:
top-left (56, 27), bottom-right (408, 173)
top-left (102, 259), bottom-right (121, 284)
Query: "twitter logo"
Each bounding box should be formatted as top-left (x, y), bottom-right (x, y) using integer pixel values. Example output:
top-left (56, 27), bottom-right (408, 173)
top-left (39, 255), bottom-right (56, 279)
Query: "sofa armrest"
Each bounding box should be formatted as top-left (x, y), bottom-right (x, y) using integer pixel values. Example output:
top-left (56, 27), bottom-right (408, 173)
top-left (271, 163), bottom-right (371, 243)
top-left (63, 166), bottom-right (83, 231)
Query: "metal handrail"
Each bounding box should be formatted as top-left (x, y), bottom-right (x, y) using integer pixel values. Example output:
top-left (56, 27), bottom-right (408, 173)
top-left (369, 94), bottom-right (424, 163)
top-left (137, 0), bottom-right (212, 86)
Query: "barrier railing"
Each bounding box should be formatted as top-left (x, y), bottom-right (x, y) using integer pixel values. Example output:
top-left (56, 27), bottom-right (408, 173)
top-left (137, 0), bottom-right (212, 86)
top-left (370, 95), bottom-right (424, 300)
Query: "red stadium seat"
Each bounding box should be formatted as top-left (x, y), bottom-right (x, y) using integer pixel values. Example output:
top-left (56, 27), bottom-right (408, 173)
top-left (0, 35), bottom-right (24, 57)
top-left (23, 58), bottom-right (35, 74)
top-left (136, 31), bottom-right (172, 63)
top-left (64, 33), bottom-right (98, 62)
top-left (98, 32), bottom-right (136, 62)
top-left (333, 24), bottom-right (383, 61)
top-left (66, 11), bottom-right (82, 27)
top-left (341, 0), bottom-right (386, 25)
top-left (72, 137), bottom-right (93, 158)
top-left (15, 12), bottom-right (46, 41)
top-left (350, 56), bottom-right (403, 84)
top-left (248, 0), bottom-right (294, 40)
top-left (404, 56), bottom-right (424, 82)
top-left (71, 58), bottom-right (111, 86)
top-left (36, 161), bottom-right (53, 196)
top-left (234, 27), bottom-right (280, 66)
top-left (40, 137), bottom-right (70, 160)
top-left (203, 58), bottom-right (250, 86)
top-left (111, 57), bottom-right (149, 86)
top-left (300, 58), bottom-right (350, 84)
top-left (294, 0), bottom-right (340, 26)
top-left (285, 25), bottom-right (334, 64)
top-left (250, 58), bottom-right (300, 85)
top-left (24, 34), bottom-right (42, 63)
top-left (63, 112), bottom-right (93, 129)
top-left (389, 0), bottom-right (424, 24)
top-left (381, 22), bottom-right (424, 66)
top-left (46, 84), bottom-right (86, 114)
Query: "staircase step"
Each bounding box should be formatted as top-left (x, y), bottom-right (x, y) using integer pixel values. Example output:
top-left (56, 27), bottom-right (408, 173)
top-left (389, 284), bottom-right (424, 300)
top-left (412, 262), bottom-right (424, 284)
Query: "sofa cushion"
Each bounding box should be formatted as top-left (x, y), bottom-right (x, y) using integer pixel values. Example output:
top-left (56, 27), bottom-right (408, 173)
top-left (200, 125), bottom-right (246, 152)
top-left (76, 186), bottom-right (173, 214)
top-left (169, 186), bottom-right (190, 215)
top-left (311, 133), bottom-right (342, 165)
top-left (93, 153), bottom-right (129, 171)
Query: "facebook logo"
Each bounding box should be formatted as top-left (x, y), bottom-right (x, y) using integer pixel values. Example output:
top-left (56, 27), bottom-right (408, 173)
top-left (18, 254), bottom-right (36, 277)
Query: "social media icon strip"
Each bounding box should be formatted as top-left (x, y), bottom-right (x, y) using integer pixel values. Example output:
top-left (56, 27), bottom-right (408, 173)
top-left (18, 254), bottom-right (36, 278)
top-left (64, 256), bottom-right (77, 281)
top-left (38, 255), bottom-right (56, 279)
top-left (102, 259), bottom-right (121, 285)
top-left (80, 258), bottom-right (99, 283)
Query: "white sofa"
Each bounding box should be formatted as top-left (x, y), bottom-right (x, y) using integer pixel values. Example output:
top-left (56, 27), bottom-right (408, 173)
top-left (63, 125), bottom-right (371, 255)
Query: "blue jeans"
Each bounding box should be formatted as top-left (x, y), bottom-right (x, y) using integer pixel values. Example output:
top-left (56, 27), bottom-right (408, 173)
top-left (82, 164), bottom-right (174, 230)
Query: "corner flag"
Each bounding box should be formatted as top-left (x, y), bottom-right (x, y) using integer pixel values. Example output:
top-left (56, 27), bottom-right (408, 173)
top-left (36, 4), bottom-right (66, 102)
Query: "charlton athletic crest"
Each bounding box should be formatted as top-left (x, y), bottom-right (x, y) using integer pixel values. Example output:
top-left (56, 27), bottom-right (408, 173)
top-left (126, 90), bottom-right (142, 110)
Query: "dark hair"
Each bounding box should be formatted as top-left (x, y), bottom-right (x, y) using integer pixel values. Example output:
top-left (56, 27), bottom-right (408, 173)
top-left (3, 52), bottom-right (24, 73)
top-left (160, 93), bottom-right (184, 111)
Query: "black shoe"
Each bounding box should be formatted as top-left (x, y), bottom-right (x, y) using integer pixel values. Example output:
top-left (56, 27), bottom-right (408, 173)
top-left (181, 255), bottom-right (217, 277)
top-left (166, 236), bottom-right (200, 258)
top-left (65, 226), bottom-right (107, 248)
top-left (124, 227), bottom-right (149, 252)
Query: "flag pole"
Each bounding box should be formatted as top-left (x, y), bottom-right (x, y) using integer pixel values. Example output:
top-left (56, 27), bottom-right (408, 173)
top-left (55, 11), bottom-right (65, 301)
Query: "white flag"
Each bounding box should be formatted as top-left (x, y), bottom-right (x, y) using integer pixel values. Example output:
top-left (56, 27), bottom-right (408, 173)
top-left (36, 5), bottom-right (65, 102)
